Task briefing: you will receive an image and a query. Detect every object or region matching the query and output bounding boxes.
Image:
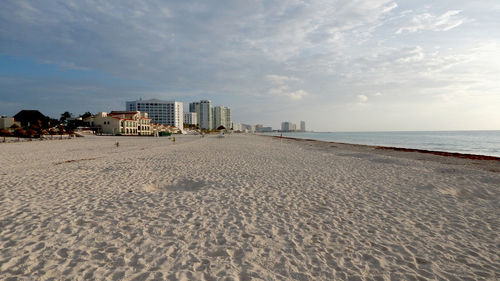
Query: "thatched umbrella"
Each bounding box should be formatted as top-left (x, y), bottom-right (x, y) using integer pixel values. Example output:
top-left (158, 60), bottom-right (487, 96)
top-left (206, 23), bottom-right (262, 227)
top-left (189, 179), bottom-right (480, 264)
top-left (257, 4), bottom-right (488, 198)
top-left (10, 123), bottom-right (20, 130)
top-left (13, 128), bottom-right (26, 141)
top-left (27, 128), bottom-right (37, 140)
top-left (48, 128), bottom-right (57, 139)
top-left (58, 125), bottom-right (66, 139)
top-left (0, 128), bottom-right (12, 142)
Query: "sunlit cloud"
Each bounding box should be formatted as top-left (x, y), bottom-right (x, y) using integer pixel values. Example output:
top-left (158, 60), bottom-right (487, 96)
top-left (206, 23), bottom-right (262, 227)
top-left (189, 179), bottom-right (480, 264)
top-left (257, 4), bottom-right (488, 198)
top-left (396, 10), bottom-right (465, 34)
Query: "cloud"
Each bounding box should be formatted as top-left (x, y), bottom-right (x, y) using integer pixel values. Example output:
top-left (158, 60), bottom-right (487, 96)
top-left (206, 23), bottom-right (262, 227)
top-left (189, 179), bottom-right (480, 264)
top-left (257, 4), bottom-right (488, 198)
top-left (357, 94), bottom-right (368, 103)
top-left (268, 88), bottom-right (308, 101)
top-left (396, 46), bottom-right (425, 63)
top-left (266, 74), bottom-right (308, 100)
top-left (265, 74), bottom-right (299, 84)
top-left (396, 10), bottom-right (465, 34)
top-left (1, 1), bottom-right (499, 130)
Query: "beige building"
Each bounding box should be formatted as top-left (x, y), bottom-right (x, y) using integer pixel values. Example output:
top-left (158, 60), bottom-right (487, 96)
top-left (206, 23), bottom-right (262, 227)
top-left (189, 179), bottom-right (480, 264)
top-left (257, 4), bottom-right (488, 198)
top-left (86, 111), bottom-right (152, 136)
top-left (0, 117), bottom-right (20, 130)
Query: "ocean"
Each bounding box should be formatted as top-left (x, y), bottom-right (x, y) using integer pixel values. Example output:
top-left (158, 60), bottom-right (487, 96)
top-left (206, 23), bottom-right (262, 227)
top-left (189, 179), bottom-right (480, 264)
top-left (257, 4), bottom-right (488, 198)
top-left (265, 130), bottom-right (500, 157)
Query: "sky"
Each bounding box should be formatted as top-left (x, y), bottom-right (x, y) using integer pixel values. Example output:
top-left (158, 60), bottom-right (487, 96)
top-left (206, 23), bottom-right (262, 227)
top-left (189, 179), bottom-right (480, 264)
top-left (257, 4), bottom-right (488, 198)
top-left (1, 0), bottom-right (499, 131)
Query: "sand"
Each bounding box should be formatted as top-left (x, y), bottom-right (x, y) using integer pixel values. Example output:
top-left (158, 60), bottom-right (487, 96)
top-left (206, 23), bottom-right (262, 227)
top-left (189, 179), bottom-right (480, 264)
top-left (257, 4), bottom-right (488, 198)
top-left (0, 134), bottom-right (498, 280)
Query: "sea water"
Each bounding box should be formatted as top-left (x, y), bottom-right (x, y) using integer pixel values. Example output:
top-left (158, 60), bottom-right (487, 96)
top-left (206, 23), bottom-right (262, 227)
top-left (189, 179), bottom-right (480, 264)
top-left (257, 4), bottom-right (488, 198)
top-left (267, 131), bottom-right (500, 157)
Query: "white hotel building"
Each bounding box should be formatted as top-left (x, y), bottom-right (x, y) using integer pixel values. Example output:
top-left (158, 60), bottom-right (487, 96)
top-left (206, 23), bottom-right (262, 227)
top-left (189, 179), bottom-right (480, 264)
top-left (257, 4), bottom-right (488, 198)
top-left (126, 99), bottom-right (183, 129)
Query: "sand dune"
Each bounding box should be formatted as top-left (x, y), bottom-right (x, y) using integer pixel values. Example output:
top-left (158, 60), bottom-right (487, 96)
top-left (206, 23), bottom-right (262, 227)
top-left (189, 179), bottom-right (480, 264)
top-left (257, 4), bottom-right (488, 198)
top-left (0, 134), bottom-right (498, 280)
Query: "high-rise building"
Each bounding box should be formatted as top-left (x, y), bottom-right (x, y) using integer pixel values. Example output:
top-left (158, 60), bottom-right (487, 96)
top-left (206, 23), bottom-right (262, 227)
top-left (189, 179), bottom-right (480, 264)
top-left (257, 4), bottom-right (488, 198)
top-left (184, 112), bottom-right (198, 126)
top-left (190, 100), bottom-right (233, 130)
top-left (281, 121), bottom-right (295, 132)
top-left (198, 100), bottom-right (213, 130)
top-left (300, 121), bottom-right (306, 132)
top-left (126, 99), bottom-right (184, 129)
top-left (188, 102), bottom-right (201, 124)
top-left (213, 106), bottom-right (232, 129)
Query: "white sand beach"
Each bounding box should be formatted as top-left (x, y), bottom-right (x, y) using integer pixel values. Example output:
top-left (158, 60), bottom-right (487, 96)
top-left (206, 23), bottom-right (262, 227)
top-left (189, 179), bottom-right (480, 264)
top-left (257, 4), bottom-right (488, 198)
top-left (0, 134), bottom-right (498, 280)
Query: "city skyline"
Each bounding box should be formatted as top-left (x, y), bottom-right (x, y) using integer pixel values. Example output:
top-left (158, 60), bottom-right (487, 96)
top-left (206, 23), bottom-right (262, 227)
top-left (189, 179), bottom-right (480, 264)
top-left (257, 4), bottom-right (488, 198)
top-left (1, 1), bottom-right (499, 131)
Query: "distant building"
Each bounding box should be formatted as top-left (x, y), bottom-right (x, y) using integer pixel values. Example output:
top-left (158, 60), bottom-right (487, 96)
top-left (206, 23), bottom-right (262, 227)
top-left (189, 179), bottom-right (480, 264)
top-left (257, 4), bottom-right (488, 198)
top-left (0, 117), bottom-right (20, 130)
top-left (257, 126), bottom-right (273, 132)
top-left (13, 110), bottom-right (52, 128)
top-left (86, 111), bottom-right (152, 135)
top-left (188, 102), bottom-right (199, 114)
top-left (281, 121), bottom-right (296, 132)
top-left (232, 122), bottom-right (243, 131)
top-left (184, 112), bottom-right (198, 126)
top-left (241, 124), bottom-right (256, 133)
top-left (300, 121), bottom-right (306, 132)
top-left (126, 99), bottom-right (184, 129)
top-left (199, 100), bottom-right (213, 130)
top-left (189, 100), bottom-right (213, 130)
top-left (213, 106), bottom-right (232, 130)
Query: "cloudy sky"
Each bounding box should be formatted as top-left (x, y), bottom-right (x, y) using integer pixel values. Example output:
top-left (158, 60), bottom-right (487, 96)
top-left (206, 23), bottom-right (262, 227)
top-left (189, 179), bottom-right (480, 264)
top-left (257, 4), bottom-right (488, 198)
top-left (1, 0), bottom-right (499, 131)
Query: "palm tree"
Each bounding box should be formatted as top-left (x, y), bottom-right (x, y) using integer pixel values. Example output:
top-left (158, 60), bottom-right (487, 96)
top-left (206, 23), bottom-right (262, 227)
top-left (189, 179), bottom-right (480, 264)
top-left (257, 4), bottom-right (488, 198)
top-left (60, 111), bottom-right (72, 123)
top-left (80, 112), bottom-right (92, 119)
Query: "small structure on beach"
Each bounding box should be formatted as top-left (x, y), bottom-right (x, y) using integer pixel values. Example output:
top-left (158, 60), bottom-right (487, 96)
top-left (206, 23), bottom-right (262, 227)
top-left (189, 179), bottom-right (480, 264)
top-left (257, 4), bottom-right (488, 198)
top-left (13, 110), bottom-right (52, 128)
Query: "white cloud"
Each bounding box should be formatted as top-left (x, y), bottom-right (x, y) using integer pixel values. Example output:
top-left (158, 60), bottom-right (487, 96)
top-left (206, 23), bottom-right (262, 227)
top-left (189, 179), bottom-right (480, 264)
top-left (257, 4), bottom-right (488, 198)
top-left (396, 10), bottom-right (465, 34)
top-left (397, 46), bottom-right (425, 63)
top-left (267, 74), bottom-right (308, 100)
top-left (357, 94), bottom-right (368, 102)
top-left (289, 90), bottom-right (309, 100)
top-left (265, 74), bottom-right (299, 84)
top-left (268, 86), bottom-right (309, 100)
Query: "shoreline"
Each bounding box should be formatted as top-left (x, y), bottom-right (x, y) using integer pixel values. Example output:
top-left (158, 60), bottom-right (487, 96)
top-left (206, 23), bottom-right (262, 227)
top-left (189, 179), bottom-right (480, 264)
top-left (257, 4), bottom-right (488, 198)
top-left (270, 135), bottom-right (500, 161)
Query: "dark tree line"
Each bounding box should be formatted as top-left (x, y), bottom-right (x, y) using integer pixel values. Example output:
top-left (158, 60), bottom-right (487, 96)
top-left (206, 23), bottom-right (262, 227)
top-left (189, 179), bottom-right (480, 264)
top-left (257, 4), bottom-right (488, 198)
top-left (1, 110), bottom-right (94, 141)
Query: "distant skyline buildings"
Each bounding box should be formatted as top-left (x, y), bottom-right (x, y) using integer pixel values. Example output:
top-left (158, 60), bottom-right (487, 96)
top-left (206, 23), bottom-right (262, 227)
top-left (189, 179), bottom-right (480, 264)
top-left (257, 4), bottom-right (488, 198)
top-left (189, 100), bottom-right (232, 130)
top-left (281, 121), bottom-right (306, 132)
